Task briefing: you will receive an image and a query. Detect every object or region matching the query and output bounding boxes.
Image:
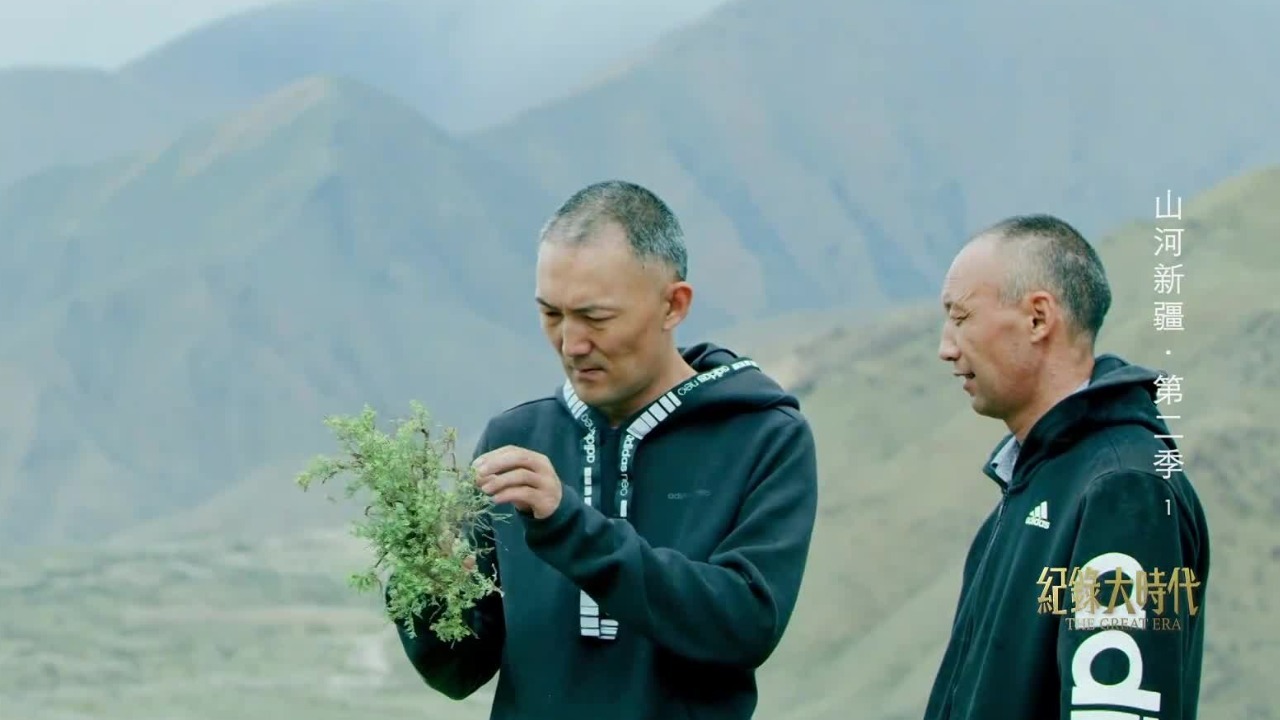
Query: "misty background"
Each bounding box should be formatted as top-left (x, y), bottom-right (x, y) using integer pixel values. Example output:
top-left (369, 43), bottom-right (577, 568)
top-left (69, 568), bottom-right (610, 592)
top-left (1, 0), bottom-right (1276, 718)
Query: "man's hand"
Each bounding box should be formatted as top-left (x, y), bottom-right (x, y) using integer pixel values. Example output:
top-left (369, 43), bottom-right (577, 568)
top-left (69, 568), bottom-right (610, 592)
top-left (472, 445), bottom-right (563, 520)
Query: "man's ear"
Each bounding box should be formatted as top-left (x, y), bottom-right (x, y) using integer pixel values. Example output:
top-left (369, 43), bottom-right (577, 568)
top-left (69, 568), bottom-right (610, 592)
top-left (663, 281), bottom-right (694, 331)
top-left (1026, 290), bottom-right (1056, 343)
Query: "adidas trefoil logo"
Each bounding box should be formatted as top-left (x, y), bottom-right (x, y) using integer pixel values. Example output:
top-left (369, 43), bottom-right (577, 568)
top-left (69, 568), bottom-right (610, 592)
top-left (1025, 500), bottom-right (1051, 530)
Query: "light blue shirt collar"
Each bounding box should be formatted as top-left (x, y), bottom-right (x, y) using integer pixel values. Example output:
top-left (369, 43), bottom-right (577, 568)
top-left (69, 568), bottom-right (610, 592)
top-left (990, 378), bottom-right (1091, 483)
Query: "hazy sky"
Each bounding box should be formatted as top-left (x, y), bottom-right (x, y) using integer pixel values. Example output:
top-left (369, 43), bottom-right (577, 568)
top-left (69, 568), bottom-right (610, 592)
top-left (0, 0), bottom-right (279, 69)
top-left (0, 0), bottom-right (732, 71)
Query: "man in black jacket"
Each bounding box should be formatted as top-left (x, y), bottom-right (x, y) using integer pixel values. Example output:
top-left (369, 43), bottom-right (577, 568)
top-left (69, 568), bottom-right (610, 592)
top-left (389, 180), bottom-right (819, 720)
top-left (924, 214), bottom-right (1210, 719)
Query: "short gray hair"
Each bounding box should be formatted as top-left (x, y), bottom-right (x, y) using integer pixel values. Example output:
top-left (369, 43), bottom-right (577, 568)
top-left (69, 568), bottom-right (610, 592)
top-left (539, 180), bottom-right (688, 280)
top-left (978, 214), bottom-right (1112, 342)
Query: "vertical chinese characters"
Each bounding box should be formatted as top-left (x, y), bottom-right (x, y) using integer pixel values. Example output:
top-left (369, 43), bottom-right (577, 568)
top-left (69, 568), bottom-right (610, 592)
top-left (1154, 190), bottom-right (1184, 333)
top-left (1153, 373), bottom-right (1184, 479)
top-left (1153, 190), bottom-right (1186, 480)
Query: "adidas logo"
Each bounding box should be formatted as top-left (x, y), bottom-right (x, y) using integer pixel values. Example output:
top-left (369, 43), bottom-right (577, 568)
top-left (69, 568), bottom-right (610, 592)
top-left (1025, 500), bottom-right (1051, 530)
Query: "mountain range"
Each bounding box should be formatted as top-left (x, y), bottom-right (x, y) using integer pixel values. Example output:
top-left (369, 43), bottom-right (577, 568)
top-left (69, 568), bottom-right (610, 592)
top-left (0, 76), bottom-right (563, 545)
top-left (3, 0), bottom-right (1276, 548)
top-left (0, 0), bottom-right (729, 189)
top-left (3, 164), bottom-right (1275, 719)
top-left (0, 0), bottom-right (1275, 715)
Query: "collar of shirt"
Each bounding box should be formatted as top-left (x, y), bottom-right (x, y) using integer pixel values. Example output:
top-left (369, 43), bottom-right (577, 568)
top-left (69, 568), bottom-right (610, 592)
top-left (990, 378), bottom-right (1091, 483)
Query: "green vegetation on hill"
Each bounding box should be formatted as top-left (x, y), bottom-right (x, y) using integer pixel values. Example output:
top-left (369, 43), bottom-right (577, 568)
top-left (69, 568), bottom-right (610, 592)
top-left (2, 165), bottom-right (1274, 719)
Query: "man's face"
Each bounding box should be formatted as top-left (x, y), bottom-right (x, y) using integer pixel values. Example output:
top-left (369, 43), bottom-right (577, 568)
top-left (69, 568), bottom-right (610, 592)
top-left (535, 222), bottom-right (686, 420)
top-left (937, 239), bottom-right (1041, 423)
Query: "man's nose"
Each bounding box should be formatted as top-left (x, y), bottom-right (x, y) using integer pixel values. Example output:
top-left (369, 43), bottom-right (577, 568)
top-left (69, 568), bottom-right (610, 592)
top-left (560, 320), bottom-right (593, 357)
top-left (938, 325), bottom-right (959, 362)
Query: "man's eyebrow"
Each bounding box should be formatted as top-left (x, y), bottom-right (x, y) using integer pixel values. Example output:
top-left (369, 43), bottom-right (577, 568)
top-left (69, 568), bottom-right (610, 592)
top-left (535, 297), bottom-right (617, 313)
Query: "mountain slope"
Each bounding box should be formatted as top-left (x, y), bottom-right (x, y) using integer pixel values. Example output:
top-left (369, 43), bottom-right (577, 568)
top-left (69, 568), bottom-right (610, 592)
top-left (0, 531), bottom-right (490, 720)
top-left (0, 67), bottom-right (194, 188)
top-left (2, 165), bottom-right (1274, 719)
top-left (479, 0), bottom-right (1280, 324)
top-left (118, 0), bottom-right (731, 136)
top-left (0, 76), bottom-right (560, 547)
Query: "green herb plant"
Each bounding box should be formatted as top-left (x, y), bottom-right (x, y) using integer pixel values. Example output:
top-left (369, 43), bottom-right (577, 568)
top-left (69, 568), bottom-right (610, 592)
top-left (295, 401), bottom-right (502, 643)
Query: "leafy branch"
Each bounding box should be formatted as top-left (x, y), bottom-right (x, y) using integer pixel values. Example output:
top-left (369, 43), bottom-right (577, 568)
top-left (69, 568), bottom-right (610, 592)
top-left (295, 401), bottom-right (501, 643)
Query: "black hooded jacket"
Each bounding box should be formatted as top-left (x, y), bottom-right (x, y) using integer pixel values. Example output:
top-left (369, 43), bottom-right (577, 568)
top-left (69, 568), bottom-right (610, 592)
top-left (923, 354), bottom-right (1211, 719)
top-left (390, 343), bottom-right (819, 720)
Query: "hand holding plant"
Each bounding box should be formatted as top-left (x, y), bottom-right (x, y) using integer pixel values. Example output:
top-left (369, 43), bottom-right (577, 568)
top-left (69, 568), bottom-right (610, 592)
top-left (295, 401), bottom-right (501, 643)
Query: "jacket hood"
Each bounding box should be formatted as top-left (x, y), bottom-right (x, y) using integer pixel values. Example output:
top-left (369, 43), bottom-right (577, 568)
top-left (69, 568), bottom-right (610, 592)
top-left (986, 353), bottom-right (1176, 489)
top-left (679, 341), bottom-right (799, 411)
top-left (555, 341), bottom-right (798, 433)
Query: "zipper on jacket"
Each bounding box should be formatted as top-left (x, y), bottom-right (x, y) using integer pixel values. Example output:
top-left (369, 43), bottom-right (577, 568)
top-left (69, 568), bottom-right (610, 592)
top-left (943, 485), bottom-right (1009, 718)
